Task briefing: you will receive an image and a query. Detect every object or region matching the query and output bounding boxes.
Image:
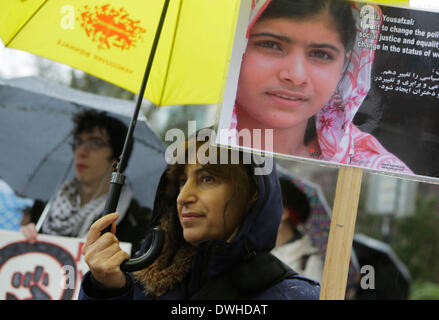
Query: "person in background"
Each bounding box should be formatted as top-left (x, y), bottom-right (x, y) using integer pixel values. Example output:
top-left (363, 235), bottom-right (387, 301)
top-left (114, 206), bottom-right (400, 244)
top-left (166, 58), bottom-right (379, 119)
top-left (20, 110), bottom-right (151, 254)
top-left (273, 172), bottom-right (361, 299)
top-left (272, 176), bottom-right (324, 283)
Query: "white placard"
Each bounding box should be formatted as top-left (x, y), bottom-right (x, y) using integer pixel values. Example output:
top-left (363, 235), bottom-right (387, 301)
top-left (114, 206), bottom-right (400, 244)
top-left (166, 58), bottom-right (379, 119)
top-left (0, 230), bottom-right (131, 300)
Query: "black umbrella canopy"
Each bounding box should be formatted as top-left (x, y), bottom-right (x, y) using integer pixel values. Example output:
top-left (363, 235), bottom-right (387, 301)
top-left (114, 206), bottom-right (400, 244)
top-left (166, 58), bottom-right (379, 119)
top-left (353, 233), bottom-right (411, 300)
top-left (0, 76), bottom-right (167, 208)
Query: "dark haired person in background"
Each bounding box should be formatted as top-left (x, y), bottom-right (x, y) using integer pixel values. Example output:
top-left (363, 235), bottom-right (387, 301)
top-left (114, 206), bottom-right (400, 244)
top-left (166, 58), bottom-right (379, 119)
top-left (272, 173), bottom-right (361, 299)
top-left (272, 176), bottom-right (324, 283)
top-left (21, 110), bottom-right (150, 254)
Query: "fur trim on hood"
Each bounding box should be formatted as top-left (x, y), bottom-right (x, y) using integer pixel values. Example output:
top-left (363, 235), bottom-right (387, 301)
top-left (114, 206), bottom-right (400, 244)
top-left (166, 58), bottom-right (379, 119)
top-left (134, 215), bottom-right (195, 297)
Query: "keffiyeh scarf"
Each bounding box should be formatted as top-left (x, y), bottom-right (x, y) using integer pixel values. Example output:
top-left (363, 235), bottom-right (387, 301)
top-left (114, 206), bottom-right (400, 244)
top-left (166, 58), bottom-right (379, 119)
top-left (40, 178), bottom-right (133, 238)
top-left (41, 178), bottom-right (106, 237)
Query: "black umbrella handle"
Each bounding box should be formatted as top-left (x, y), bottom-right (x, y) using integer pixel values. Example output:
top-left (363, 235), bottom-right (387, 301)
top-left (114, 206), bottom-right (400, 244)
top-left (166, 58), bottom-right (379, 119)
top-left (120, 228), bottom-right (165, 272)
top-left (99, 0), bottom-right (170, 272)
top-left (101, 172), bottom-right (124, 234)
top-left (103, 172), bottom-right (125, 216)
top-left (101, 172), bottom-right (165, 272)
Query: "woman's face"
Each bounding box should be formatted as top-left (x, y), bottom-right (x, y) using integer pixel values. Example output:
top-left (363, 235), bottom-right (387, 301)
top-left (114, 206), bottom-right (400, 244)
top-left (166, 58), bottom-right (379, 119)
top-left (176, 164), bottom-right (248, 246)
top-left (236, 10), bottom-right (347, 130)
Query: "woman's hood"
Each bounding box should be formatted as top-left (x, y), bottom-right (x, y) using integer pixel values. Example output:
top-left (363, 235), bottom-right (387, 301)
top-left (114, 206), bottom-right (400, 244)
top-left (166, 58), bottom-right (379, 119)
top-left (231, 159), bottom-right (283, 252)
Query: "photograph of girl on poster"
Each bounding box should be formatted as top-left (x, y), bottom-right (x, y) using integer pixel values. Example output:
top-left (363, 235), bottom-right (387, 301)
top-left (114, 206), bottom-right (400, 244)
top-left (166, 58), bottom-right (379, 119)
top-left (218, 0), bottom-right (424, 177)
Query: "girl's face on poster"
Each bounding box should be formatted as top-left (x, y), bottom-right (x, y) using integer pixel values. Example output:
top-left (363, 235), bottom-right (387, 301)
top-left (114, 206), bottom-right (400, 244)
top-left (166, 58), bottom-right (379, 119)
top-left (236, 10), bottom-right (347, 130)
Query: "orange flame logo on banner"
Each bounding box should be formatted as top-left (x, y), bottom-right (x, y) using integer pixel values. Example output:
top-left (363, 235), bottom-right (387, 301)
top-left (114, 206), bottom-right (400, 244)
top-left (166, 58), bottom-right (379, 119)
top-left (78, 4), bottom-right (147, 50)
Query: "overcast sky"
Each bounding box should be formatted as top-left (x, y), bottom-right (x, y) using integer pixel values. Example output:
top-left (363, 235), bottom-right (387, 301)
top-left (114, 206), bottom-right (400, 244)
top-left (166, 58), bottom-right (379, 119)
top-left (0, 40), bottom-right (38, 79)
top-left (0, 39), bottom-right (74, 83)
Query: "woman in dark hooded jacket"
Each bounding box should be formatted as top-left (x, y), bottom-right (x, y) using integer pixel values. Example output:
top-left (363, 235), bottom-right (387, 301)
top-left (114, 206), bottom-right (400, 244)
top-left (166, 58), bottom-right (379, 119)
top-left (78, 135), bottom-right (319, 300)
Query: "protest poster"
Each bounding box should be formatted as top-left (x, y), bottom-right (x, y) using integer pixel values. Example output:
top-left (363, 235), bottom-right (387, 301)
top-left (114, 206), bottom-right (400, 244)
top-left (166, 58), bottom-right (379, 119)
top-left (0, 230), bottom-right (131, 300)
top-left (216, 0), bottom-right (439, 183)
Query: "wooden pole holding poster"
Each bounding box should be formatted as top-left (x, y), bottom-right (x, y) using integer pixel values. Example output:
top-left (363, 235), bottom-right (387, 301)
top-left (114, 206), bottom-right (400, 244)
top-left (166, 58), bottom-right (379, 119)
top-left (320, 166), bottom-right (363, 300)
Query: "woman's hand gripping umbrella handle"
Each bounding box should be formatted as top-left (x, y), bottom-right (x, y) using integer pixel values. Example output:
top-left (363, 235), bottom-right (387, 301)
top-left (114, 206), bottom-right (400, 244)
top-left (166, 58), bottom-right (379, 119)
top-left (102, 172), bottom-right (164, 272)
top-left (100, 0), bottom-right (169, 272)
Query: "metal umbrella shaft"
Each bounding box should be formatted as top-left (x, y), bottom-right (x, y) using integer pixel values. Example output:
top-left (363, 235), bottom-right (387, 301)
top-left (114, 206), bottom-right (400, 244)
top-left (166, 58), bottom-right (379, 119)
top-left (103, 0), bottom-right (170, 272)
